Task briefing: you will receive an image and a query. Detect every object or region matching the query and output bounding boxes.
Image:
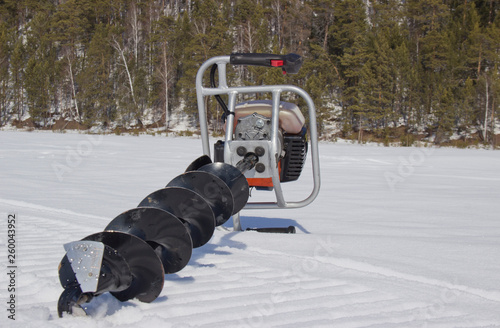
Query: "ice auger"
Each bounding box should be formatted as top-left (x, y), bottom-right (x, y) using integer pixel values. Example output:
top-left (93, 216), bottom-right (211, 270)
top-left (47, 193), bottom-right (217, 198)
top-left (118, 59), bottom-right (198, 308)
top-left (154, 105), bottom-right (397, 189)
top-left (57, 53), bottom-right (320, 317)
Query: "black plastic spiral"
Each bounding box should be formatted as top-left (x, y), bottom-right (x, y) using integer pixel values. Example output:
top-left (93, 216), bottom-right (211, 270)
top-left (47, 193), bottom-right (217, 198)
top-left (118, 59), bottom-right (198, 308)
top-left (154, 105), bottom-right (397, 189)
top-left (57, 155), bottom-right (253, 317)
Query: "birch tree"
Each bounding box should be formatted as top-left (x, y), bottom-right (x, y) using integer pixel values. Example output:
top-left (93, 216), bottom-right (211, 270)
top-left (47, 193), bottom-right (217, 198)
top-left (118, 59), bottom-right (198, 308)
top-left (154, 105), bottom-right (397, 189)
top-left (112, 36), bottom-right (137, 108)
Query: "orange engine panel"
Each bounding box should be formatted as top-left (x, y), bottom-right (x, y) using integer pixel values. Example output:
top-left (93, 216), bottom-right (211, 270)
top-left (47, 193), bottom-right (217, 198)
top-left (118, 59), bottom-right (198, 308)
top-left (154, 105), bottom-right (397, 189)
top-left (247, 162), bottom-right (281, 188)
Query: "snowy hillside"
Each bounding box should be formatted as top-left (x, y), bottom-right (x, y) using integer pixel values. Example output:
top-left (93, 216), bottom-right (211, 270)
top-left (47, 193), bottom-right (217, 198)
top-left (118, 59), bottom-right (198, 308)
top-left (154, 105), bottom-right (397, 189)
top-left (1, 131), bottom-right (499, 328)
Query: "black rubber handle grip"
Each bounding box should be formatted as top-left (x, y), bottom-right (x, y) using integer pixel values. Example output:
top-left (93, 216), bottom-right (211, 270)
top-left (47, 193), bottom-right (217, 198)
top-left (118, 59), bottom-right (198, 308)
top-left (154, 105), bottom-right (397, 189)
top-left (229, 53), bottom-right (303, 74)
top-left (246, 226), bottom-right (296, 234)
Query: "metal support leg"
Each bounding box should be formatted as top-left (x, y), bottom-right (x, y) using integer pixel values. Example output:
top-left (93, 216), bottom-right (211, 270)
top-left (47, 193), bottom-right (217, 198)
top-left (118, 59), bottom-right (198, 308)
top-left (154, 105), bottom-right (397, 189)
top-left (233, 212), bottom-right (242, 231)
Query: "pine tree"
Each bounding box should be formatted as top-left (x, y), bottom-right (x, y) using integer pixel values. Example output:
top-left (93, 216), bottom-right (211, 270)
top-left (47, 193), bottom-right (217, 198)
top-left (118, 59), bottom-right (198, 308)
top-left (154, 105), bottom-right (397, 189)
top-left (360, 32), bottom-right (394, 131)
top-left (233, 0), bottom-right (267, 53)
top-left (369, 0), bottom-right (407, 130)
top-left (309, 0), bottom-right (335, 52)
top-left (178, 0), bottom-right (233, 123)
top-left (328, 0), bottom-right (369, 138)
top-left (24, 5), bottom-right (57, 127)
top-left (0, 22), bottom-right (10, 126)
top-left (10, 38), bottom-right (26, 121)
top-left (50, 0), bottom-right (92, 122)
top-left (392, 41), bottom-right (418, 131)
top-left (405, 0), bottom-right (455, 142)
top-left (76, 24), bottom-right (115, 126)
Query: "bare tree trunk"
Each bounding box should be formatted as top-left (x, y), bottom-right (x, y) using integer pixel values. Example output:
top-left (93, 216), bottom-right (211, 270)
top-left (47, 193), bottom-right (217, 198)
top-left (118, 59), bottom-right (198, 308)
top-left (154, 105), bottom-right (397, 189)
top-left (0, 81), bottom-right (5, 126)
top-left (491, 97), bottom-right (495, 148)
top-left (323, 21), bottom-right (329, 51)
top-left (272, 0), bottom-right (282, 48)
top-left (163, 45), bottom-right (169, 130)
top-left (477, 44), bottom-right (482, 78)
top-left (67, 55), bottom-right (80, 121)
top-left (484, 78), bottom-right (489, 142)
top-left (358, 116), bottom-right (363, 143)
top-left (112, 38), bottom-right (137, 107)
top-left (130, 3), bottom-right (140, 64)
top-left (247, 21), bottom-right (253, 52)
top-left (17, 84), bottom-right (24, 121)
top-left (186, 0), bottom-right (191, 18)
top-left (488, 0), bottom-right (494, 25)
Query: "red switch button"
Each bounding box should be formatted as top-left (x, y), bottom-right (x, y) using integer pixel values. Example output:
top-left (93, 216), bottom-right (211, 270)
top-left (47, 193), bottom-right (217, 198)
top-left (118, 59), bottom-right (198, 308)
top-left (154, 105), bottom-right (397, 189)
top-left (270, 60), bottom-right (284, 67)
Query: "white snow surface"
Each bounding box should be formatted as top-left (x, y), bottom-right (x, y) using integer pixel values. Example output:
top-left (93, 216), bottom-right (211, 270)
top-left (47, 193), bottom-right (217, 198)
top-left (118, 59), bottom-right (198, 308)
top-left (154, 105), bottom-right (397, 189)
top-left (1, 131), bottom-right (499, 328)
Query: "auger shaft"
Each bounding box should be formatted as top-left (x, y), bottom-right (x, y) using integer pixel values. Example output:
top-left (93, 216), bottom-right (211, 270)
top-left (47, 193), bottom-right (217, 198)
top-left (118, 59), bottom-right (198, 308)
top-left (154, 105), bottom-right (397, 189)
top-left (235, 153), bottom-right (259, 174)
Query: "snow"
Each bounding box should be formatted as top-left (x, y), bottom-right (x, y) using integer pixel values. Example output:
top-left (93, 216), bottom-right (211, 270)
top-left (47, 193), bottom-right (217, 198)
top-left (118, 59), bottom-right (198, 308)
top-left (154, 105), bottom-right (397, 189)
top-left (1, 130), bottom-right (499, 328)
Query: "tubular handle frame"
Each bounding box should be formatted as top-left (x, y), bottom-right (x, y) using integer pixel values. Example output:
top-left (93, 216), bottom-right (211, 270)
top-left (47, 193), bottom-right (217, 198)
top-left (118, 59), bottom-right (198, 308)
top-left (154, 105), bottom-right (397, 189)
top-left (196, 56), bottom-right (320, 210)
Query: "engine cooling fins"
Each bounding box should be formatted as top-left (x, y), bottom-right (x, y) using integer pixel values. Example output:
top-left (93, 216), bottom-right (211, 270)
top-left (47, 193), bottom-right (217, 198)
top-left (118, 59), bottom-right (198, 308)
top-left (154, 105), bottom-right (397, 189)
top-left (57, 156), bottom-right (254, 317)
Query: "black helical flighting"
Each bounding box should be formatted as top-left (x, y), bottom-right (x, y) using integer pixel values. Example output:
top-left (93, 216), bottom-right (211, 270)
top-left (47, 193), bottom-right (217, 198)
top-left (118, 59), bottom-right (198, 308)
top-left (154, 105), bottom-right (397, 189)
top-left (57, 156), bottom-right (251, 317)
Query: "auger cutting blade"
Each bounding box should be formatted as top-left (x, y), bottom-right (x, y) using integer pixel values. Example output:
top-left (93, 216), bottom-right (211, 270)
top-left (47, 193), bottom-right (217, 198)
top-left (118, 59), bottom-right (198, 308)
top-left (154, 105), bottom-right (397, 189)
top-left (198, 163), bottom-right (250, 215)
top-left (57, 285), bottom-right (90, 318)
top-left (58, 254), bottom-right (81, 290)
top-left (58, 243), bottom-right (132, 294)
top-left (62, 241), bottom-right (105, 293)
top-left (138, 187), bottom-right (216, 248)
top-left (58, 241), bottom-right (131, 317)
top-left (105, 207), bottom-right (193, 274)
top-left (57, 255), bottom-right (91, 318)
top-left (83, 231), bottom-right (164, 303)
top-left (167, 171), bottom-right (234, 226)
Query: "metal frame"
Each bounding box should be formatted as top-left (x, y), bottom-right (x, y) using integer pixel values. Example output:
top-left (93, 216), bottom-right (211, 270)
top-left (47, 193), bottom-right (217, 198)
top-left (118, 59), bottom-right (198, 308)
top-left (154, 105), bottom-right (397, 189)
top-left (196, 56), bottom-right (320, 213)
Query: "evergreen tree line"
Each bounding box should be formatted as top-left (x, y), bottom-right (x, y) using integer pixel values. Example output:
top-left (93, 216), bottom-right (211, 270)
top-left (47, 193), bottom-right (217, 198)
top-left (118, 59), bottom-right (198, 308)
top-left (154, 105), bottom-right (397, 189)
top-left (0, 0), bottom-right (499, 143)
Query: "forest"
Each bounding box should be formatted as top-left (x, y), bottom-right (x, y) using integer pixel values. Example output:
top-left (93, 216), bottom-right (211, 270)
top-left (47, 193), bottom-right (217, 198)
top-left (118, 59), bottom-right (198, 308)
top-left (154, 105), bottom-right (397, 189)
top-left (0, 0), bottom-right (499, 145)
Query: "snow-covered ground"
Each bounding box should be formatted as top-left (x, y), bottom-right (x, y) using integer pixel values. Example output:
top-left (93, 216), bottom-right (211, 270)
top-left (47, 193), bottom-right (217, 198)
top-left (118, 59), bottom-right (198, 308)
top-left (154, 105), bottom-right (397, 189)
top-left (1, 131), bottom-right (499, 328)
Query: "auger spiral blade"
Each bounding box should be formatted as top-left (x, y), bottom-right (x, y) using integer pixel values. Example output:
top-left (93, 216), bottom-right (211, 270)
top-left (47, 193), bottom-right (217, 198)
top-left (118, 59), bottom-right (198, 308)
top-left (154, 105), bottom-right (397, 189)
top-left (138, 187), bottom-right (216, 248)
top-left (83, 232), bottom-right (164, 303)
top-left (167, 171), bottom-right (234, 226)
top-left (105, 207), bottom-right (193, 274)
top-left (185, 155), bottom-right (213, 172)
top-left (197, 163), bottom-right (250, 215)
top-left (185, 155), bottom-right (251, 215)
